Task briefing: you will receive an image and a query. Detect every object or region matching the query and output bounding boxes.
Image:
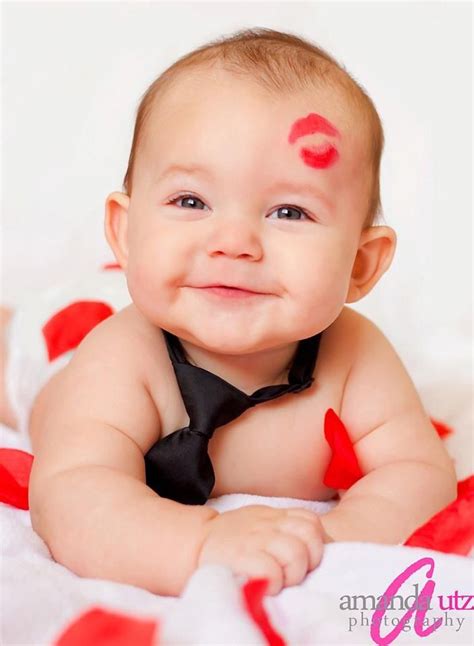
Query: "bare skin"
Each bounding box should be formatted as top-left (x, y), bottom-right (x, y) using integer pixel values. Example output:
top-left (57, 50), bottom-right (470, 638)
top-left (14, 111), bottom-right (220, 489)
top-left (1, 299), bottom-right (456, 596)
top-left (2, 65), bottom-right (457, 597)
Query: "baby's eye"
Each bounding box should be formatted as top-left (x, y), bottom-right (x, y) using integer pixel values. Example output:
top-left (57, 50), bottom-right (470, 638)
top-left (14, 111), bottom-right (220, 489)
top-left (268, 206), bottom-right (311, 221)
top-left (167, 194), bottom-right (207, 210)
top-left (167, 195), bottom-right (311, 221)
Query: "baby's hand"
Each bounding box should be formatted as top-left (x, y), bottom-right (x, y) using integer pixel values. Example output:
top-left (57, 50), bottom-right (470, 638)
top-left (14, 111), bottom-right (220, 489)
top-left (197, 505), bottom-right (325, 595)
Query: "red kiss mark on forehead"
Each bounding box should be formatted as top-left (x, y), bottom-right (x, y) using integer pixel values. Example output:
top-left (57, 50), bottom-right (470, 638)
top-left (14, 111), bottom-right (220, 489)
top-left (288, 112), bottom-right (340, 144)
top-left (301, 143), bottom-right (339, 169)
top-left (288, 112), bottom-right (340, 170)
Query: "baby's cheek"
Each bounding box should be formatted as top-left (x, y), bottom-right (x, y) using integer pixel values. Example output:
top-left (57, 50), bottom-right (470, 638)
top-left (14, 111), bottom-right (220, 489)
top-left (125, 257), bottom-right (163, 314)
top-left (298, 257), bottom-right (352, 318)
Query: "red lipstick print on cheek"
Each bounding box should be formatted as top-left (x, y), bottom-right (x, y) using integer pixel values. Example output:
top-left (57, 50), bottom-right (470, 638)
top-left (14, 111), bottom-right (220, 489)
top-left (288, 112), bottom-right (341, 169)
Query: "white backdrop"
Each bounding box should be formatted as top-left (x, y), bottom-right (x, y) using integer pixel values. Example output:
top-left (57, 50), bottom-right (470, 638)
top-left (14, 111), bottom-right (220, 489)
top-left (1, 1), bottom-right (472, 398)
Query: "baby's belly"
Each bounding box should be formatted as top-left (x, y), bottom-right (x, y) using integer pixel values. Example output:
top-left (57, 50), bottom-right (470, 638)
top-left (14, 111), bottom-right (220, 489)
top-left (206, 395), bottom-right (338, 501)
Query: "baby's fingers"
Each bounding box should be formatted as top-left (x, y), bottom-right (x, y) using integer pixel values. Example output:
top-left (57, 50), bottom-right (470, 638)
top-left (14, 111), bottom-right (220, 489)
top-left (285, 507), bottom-right (323, 525)
top-left (235, 551), bottom-right (284, 596)
top-left (264, 532), bottom-right (311, 589)
top-left (277, 515), bottom-right (324, 570)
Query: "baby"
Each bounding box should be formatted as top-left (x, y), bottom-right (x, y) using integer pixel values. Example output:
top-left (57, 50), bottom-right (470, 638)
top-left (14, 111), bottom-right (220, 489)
top-left (1, 28), bottom-right (456, 597)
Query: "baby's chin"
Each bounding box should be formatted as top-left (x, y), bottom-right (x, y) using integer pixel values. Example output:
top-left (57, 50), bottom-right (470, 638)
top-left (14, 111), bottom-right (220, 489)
top-left (171, 325), bottom-right (306, 356)
top-left (181, 333), bottom-right (276, 355)
top-left (136, 298), bottom-right (336, 352)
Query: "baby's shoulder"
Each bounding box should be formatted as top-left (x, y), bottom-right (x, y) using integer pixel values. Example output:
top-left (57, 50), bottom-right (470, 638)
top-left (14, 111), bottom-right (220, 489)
top-left (322, 305), bottom-right (382, 360)
top-left (325, 303), bottom-right (367, 336)
top-left (337, 307), bottom-right (419, 444)
top-left (331, 305), bottom-right (401, 381)
top-left (94, 301), bottom-right (174, 397)
top-left (27, 302), bottom-right (166, 480)
top-left (54, 303), bottom-right (166, 452)
top-left (70, 302), bottom-right (162, 376)
top-left (316, 305), bottom-right (366, 378)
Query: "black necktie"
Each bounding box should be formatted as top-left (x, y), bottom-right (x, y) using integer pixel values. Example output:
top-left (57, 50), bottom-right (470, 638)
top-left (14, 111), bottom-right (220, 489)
top-left (144, 330), bottom-right (322, 505)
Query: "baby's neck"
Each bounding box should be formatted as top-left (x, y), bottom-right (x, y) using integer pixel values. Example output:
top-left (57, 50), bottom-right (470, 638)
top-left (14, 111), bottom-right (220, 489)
top-left (177, 337), bottom-right (299, 396)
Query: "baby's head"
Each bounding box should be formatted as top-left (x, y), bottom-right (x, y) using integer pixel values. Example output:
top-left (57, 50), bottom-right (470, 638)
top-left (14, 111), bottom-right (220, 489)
top-left (105, 28), bottom-right (396, 353)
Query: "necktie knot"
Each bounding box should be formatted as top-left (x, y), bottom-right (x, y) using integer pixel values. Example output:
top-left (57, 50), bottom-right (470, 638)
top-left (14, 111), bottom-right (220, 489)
top-left (145, 330), bottom-right (322, 504)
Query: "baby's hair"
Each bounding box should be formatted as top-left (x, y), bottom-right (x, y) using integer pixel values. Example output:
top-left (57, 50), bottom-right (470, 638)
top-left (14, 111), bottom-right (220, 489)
top-left (123, 27), bottom-right (384, 229)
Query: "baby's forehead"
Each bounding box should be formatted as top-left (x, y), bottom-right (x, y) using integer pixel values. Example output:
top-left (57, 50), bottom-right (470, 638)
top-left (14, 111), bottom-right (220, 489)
top-left (141, 69), bottom-right (370, 177)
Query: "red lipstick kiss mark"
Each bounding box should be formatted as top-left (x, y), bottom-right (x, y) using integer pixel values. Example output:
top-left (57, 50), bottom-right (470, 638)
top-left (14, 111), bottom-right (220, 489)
top-left (288, 112), bottom-right (340, 170)
top-left (288, 113), bottom-right (340, 143)
top-left (300, 143), bottom-right (339, 169)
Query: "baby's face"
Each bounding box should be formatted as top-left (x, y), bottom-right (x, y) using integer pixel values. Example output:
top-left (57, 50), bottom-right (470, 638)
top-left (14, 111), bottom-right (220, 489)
top-left (118, 67), bottom-right (371, 353)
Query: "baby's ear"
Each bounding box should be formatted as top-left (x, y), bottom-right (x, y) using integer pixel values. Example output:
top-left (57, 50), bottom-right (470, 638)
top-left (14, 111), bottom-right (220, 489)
top-left (104, 192), bottom-right (130, 270)
top-left (345, 225), bottom-right (397, 303)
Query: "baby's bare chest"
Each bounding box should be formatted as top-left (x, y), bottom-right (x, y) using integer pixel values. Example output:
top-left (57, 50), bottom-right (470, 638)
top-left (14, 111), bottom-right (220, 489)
top-left (148, 335), bottom-right (350, 502)
top-left (208, 388), bottom-right (340, 500)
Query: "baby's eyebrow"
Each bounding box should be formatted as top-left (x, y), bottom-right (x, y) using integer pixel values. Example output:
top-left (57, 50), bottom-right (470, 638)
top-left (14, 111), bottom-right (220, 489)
top-left (156, 165), bottom-right (333, 211)
top-left (156, 164), bottom-right (211, 183)
top-left (267, 179), bottom-right (334, 211)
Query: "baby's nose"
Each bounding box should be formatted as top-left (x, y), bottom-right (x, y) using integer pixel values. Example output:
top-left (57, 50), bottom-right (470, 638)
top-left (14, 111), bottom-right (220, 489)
top-left (206, 214), bottom-right (263, 260)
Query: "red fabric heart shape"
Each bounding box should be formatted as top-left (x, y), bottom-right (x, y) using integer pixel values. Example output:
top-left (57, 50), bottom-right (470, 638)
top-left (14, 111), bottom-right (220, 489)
top-left (430, 418), bottom-right (453, 438)
top-left (404, 475), bottom-right (474, 556)
top-left (0, 448), bottom-right (34, 510)
top-left (241, 578), bottom-right (286, 646)
top-left (53, 607), bottom-right (158, 646)
top-left (42, 301), bottom-right (114, 362)
top-left (323, 408), bottom-right (364, 490)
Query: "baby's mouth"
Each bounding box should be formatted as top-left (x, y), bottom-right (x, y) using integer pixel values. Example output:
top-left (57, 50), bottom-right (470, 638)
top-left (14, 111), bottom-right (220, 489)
top-left (195, 285), bottom-right (267, 299)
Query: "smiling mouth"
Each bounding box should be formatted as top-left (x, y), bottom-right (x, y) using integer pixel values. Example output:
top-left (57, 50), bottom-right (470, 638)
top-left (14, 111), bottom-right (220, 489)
top-left (196, 286), bottom-right (266, 299)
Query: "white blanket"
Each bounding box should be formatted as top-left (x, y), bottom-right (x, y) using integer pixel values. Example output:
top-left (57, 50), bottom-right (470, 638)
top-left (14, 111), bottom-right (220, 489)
top-left (1, 424), bottom-right (472, 646)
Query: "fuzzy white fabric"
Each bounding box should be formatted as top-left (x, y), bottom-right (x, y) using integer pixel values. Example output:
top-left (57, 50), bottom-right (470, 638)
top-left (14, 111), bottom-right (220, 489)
top-left (2, 269), bottom-right (473, 644)
top-left (1, 424), bottom-right (473, 645)
top-left (4, 270), bottom-right (132, 451)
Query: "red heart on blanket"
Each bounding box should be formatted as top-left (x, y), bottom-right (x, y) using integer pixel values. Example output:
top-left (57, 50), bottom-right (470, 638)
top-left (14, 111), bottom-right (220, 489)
top-left (53, 607), bottom-right (158, 646)
top-left (322, 408), bottom-right (364, 490)
top-left (404, 475), bottom-right (474, 556)
top-left (42, 300), bottom-right (115, 362)
top-left (241, 579), bottom-right (286, 646)
top-left (0, 448), bottom-right (34, 510)
top-left (430, 418), bottom-right (453, 438)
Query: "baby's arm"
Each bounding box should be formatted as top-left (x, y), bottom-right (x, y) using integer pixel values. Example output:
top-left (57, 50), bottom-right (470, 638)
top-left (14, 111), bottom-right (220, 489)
top-left (28, 313), bottom-right (218, 596)
top-left (29, 311), bottom-right (323, 597)
top-left (320, 312), bottom-right (457, 544)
